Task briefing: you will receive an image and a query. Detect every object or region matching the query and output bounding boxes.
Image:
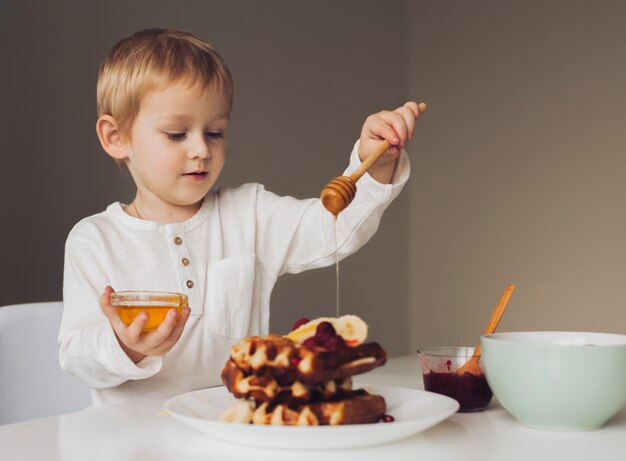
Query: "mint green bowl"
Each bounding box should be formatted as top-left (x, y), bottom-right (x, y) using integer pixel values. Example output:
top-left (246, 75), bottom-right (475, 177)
top-left (481, 332), bottom-right (626, 431)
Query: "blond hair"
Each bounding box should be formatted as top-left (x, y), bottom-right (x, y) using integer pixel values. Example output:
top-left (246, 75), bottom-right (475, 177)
top-left (97, 28), bottom-right (233, 138)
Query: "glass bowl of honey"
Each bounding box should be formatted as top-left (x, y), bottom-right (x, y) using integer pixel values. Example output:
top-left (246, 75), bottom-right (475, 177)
top-left (110, 291), bottom-right (188, 331)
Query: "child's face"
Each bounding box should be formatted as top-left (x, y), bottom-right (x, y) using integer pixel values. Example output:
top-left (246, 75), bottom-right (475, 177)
top-left (123, 82), bottom-right (230, 213)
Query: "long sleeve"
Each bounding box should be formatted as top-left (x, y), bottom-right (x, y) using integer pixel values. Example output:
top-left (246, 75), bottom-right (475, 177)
top-left (59, 231), bottom-right (163, 390)
top-left (254, 140), bottom-right (410, 275)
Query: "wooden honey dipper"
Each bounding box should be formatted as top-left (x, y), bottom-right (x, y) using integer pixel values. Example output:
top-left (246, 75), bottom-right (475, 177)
top-left (456, 283), bottom-right (516, 376)
top-left (320, 102), bottom-right (427, 216)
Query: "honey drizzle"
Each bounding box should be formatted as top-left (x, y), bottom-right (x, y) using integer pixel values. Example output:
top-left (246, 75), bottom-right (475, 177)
top-left (334, 216), bottom-right (340, 318)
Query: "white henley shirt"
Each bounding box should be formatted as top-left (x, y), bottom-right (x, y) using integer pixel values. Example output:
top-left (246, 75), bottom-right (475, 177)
top-left (59, 142), bottom-right (410, 406)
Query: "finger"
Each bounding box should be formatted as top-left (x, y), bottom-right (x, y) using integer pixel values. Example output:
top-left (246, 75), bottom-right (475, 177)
top-left (377, 111), bottom-right (409, 146)
top-left (124, 311), bottom-right (149, 343)
top-left (99, 285), bottom-right (114, 312)
top-left (395, 105), bottom-right (418, 140)
top-left (369, 116), bottom-right (402, 148)
top-left (153, 307), bottom-right (191, 354)
top-left (144, 308), bottom-right (178, 347)
top-left (403, 101), bottom-right (420, 117)
top-left (100, 286), bottom-right (147, 354)
top-left (100, 286), bottom-right (125, 329)
top-left (404, 101), bottom-right (428, 117)
top-left (409, 101), bottom-right (428, 139)
top-left (166, 306), bottom-right (191, 343)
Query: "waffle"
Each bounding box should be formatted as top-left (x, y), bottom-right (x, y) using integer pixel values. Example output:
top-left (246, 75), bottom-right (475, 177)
top-left (220, 318), bottom-right (388, 426)
top-left (221, 358), bottom-right (353, 404)
top-left (230, 335), bottom-right (296, 376)
top-left (229, 335), bottom-right (386, 385)
top-left (297, 341), bottom-right (387, 384)
top-left (250, 390), bottom-right (386, 426)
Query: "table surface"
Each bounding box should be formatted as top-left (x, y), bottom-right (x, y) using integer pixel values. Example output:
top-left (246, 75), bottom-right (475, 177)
top-left (1, 355), bottom-right (624, 461)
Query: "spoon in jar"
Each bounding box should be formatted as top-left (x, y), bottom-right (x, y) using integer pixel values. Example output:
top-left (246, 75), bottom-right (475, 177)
top-left (320, 102), bottom-right (427, 216)
top-left (456, 283), bottom-right (516, 376)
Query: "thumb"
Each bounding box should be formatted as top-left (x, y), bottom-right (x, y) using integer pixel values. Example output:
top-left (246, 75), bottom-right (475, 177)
top-left (100, 285), bottom-right (123, 326)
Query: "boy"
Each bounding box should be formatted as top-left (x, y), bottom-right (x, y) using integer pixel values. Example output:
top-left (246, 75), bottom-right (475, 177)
top-left (59, 28), bottom-right (424, 406)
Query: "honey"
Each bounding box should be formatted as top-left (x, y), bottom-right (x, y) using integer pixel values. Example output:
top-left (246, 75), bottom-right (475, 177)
top-left (111, 291), bottom-right (188, 332)
top-left (334, 217), bottom-right (340, 318)
top-left (115, 305), bottom-right (184, 330)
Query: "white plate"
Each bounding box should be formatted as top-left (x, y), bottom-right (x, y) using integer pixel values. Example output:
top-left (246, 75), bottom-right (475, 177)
top-left (164, 383), bottom-right (459, 449)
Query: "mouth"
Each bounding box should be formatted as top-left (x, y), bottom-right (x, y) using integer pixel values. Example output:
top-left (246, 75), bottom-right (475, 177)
top-left (183, 171), bottom-right (208, 181)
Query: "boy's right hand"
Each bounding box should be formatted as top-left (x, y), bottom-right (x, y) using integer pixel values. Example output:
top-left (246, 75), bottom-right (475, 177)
top-left (100, 286), bottom-right (191, 363)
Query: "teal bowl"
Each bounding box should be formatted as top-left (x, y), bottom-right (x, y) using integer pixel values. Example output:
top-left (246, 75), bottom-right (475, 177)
top-left (481, 331), bottom-right (626, 431)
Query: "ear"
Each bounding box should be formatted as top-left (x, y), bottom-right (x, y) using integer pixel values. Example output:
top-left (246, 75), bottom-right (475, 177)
top-left (96, 115), bottom-right (129, 161)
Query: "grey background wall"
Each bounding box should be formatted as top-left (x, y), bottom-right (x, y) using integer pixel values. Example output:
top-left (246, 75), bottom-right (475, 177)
top-left (0, 0), bottom-right (411, 355)
top-left (407, 1), bottom-right (626, 349)
top-left (1, 1), bottom-right (624, 357)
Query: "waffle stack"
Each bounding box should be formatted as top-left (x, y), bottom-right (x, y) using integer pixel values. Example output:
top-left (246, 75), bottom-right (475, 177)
top-left (220, 317), bottom-right (388, 425)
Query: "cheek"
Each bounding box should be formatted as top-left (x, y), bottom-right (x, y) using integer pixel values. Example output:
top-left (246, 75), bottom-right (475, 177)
top-left (214, 147), bottom-right (227, 167)
top-left (212, 154), bottom-right (226, 177)
top-left (136, 141), bottom-right (179, 173)
top-left (156, 154), bottom-right (182, 173)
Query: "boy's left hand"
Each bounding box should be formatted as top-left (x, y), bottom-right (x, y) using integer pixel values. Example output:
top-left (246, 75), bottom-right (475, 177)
top-left (100, 286), bottom-right (191, 363)
top-left (359, 101), bottom-right (425, 184)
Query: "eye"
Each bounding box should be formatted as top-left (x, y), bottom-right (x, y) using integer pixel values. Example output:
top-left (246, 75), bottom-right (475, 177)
top-left (166, 132), bottom-right (186, 141)
top-left (205, 131), bottom-right (224, 140)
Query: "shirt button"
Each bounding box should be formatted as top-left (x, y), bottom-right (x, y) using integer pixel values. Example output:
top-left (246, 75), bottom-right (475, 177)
top-left (186, 280), bottom-right (194, 288)
top-left (174, 236), bottom-right (183, 245)
top-left (181, 257), bottom-right (190, 266)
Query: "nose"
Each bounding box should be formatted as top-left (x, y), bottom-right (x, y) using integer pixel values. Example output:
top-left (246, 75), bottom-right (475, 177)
top-left (188, 135), bottom-right (211, 160)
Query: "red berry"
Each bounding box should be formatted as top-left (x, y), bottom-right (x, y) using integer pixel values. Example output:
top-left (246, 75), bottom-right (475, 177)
top-left (315, 321), bottom-right (335, 338)
top-left (302, 337), bottom-right (319, 348)
top-left (291, 317), bottom-right (310, 331)
top-left (325, 335), bottom-right (346, 349)
top-left (382, 414), bottom-right (395, 423)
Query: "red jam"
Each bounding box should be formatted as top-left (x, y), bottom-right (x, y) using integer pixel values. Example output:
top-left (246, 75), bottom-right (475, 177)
top-left (423, 371), bottom-right (493, 412)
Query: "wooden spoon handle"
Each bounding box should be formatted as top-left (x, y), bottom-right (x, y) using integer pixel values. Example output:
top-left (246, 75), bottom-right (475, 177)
top-left (457, 283), bottom-right (516, 375)
top-left (473, 283), bottom-right (517, 357)
top-left (483, 283), bottom-right (516, 335)
top-left (348, 141), bottom-right (390, 183)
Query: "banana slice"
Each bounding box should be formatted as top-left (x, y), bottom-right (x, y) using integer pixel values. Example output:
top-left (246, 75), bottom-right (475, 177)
top-left (220, 400), bottom-right (254, 423)
top-left (286, 315), bottom-right (368, 346)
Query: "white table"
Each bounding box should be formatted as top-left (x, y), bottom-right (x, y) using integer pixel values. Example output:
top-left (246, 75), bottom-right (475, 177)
top-left (1, 356), bottom-right (624, 461)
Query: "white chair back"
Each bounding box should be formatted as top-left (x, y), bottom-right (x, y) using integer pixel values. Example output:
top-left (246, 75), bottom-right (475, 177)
top-left (0, 301), bottom-right (92, 425)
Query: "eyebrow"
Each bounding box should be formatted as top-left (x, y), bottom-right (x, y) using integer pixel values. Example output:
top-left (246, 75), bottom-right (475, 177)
top-left (157, 115), bottom-right (189, 121)
top-left (156, 113), bottom-right (230, 123)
